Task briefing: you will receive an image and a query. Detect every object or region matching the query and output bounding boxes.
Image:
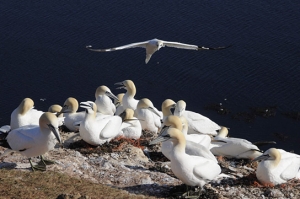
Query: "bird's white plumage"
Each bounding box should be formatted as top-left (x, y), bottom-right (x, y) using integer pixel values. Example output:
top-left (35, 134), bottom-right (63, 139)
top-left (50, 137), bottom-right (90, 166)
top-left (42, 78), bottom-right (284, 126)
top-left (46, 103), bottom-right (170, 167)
top-left (10, 98), bottom-right (44, 130)
top-left (119, 108), bottom-right (142, 139)
top-left (3, 112), bottom-right (61, 158)
top-left (87, 38), bottom-right (228, 64)
top-left (174, 100), bottom-right (220, 135)
top-left (115, 80), bottom-right (139, 111)
top-left (95, 85), bottom-right (118, 115)
top-left (79, 101), bottom-right (122, 145)
top-left (209, 127), bottom-right (262, 159)
top-left (254, 148), bottom-right (300, 185)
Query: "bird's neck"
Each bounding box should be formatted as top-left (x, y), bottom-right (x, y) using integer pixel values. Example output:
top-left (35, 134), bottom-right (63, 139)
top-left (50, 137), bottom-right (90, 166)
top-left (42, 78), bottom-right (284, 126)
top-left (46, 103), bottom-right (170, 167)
top-left (126, 85), bottom-right (136, 97)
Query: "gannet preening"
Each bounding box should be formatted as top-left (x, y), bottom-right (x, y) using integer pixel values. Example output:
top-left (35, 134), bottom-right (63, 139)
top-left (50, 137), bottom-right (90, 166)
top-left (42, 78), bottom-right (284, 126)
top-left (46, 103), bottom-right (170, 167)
top-left (48, 104), bottom-right (64, 126)
top-left (150, 126), bottom-right (221, 190)
top-left (114, 93), bottom-right (125, 115)
top-left (0, 112), bottom-right (61, 171)
top-left (86, 38), bottom-right (230, 64)
top-left (253, 148), bottom-right (300, 185)
top-left (79, 101), bottom-right (122, 145)
top-left (151, 115), bottom-right (217, 162)
top-left (10, 98), bottom-right (44, 130)
top-left (60, 97), bottom-right (85, 132)
top-left (136, 98), bottom-right (162, 133)
top-left (119, 108), bottom-right (142, 139)
top-left (174, 100), bottom-right (220, 135)
top-left (210, 126), bottom-right (263, 159)
top-left (115, 80), bottom-right (139, 110)
top-left (95, 85), bottom-right (119, 115)
top-left (161, 99), bottom-right (211, 148)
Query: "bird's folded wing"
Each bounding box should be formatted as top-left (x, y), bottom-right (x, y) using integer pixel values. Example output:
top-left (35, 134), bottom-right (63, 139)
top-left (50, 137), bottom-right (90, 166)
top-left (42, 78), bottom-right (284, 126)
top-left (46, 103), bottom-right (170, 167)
top-left (280, 158), bottom-right (300, 181)
top-left (193, 159), bottom-right (221, 180)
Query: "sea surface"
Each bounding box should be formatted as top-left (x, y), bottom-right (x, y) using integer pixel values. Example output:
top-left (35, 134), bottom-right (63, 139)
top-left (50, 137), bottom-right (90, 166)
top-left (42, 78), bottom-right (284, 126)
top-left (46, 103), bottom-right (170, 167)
top-left (1, 1), bottom-right (300, 152)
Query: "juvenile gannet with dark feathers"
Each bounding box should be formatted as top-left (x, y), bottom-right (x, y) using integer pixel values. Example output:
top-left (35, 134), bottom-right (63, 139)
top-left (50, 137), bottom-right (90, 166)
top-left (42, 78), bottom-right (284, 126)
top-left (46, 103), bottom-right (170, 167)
top-left (150, 126), bottom-right (221, 189)
top-left (253, 148), bottom-right (300, 185)
top-left (119, 108), bottom-right (142, 139)
top-left (10, 98), bottom-right (44, 130)
top-left (174, 100), bottom-right (220, 135)
top-left (0, 112), bottom-right (61, 171)
top-left (79, 101), bottom-right (122, 145)
top-left (95, 85), bottom-right (119, 115)
top-left (210, 126), bottom-right (263, 159)
top-left (86, 38), bottom-right (230, 64)
top-left (136, 98), bottom-right (161, 133)
top-left (114, 93), bottom-right (125, 115)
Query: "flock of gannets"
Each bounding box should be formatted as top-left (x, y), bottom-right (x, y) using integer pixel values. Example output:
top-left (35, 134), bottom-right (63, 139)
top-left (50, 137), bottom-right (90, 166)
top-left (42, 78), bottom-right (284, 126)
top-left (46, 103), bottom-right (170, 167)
top-left (0, 78), bottom-right (299, 192)
top-left (86, 38), bottom-right (230, 64)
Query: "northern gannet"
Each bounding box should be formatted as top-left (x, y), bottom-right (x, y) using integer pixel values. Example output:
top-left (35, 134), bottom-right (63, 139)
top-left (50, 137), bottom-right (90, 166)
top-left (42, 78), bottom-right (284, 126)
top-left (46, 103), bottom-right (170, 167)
top-left (95, 85), bottom-right (119, 115)
top-left (161, 99), bottom-right (211, 148)
top-left (119, 108), bottom-right (142, 139)
top-left (174, 100), bottom-right (220, 135)
top-left (79, 101), bottom-right (122, 145)
top-left (114, 93), bottom-right (125, 115)
top-left (253, 148), bottom-right (300, 185)
top-left (60, 97), bottom-right (85, 132)
top-left (86, 38), bottom-right (230, 64)
top-left (136, 98), bottom-right (161, 133)
top-left (150, 126), bottom-right (221, 190)
top-left (210, 127), bottom-right (263, 159)
top-left (10, 98), bottom-right (44, 130)
top-left (151, 115), bottom-right (217, 162)
top-left (0, 112), bottom-right (61, 171)
top-left (48, 104), bottom-right (64, 126)
top-left (114, 80), bottom-right (139, 111)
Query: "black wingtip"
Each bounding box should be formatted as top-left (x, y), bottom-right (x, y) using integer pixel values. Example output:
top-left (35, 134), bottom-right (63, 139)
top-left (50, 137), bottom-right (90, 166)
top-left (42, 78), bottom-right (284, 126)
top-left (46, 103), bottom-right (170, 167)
top-left (253, 141), bottom-right (277, 147)
top-left (199, 45), bottom-right (232, 50)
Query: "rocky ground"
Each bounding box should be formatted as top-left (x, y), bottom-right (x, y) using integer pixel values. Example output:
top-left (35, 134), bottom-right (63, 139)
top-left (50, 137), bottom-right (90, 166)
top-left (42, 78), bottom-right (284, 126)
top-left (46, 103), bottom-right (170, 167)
top-left (1, 129), bottom-right (300, 199)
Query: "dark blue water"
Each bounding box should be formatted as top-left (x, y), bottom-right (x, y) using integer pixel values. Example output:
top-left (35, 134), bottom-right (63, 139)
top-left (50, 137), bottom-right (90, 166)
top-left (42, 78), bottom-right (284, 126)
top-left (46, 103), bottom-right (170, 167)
top-left (1, 1), bottom-right (300, 152)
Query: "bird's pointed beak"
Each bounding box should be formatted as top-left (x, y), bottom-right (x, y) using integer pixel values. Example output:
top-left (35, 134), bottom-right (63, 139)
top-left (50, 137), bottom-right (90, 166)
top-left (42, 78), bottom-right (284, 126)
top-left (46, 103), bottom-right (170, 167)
top-left (149, 126), bottom-right (170, 145)
top-left (115, 82), bottom-right (126, 89)
top-left (106, 92), bottom-right (119, 101)
top-left (252, 154), bottom-right (270, 162)
top-left (148, 107), bottom-right (161, 117)
top-left (48, 124), bottom-right (61, 143)
top-left (59, 105), bottom-right (69, 114)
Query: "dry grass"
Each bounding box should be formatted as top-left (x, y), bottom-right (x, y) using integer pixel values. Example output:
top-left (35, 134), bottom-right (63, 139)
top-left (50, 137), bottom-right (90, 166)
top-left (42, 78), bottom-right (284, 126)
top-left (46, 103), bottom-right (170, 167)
top-left (0, 169), bottom-right (147, 199)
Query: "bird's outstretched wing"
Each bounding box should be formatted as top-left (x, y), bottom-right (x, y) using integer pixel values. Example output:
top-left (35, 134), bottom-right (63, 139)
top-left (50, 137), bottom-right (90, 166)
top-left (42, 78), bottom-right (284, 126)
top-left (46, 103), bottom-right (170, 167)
top-left (86, 41), bottom-right (148, 52)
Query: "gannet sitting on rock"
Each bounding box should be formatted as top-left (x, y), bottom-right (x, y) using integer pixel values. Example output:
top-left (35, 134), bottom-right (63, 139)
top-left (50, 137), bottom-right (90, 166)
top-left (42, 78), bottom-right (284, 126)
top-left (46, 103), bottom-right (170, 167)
top-left (210, 127), bottom-right (263, 159)
top-left (135, 98), bottom-right (161, 133)
top-left (0, 112), bottom-right (61, 171)
top-left (95, 85), bottom-right (119, 115)
top-left (119, 108), bottom-right (142, 139)
top-left (151, 115), bottom-right (217, 162)
top-left (79, 101), bottom-right (122, 145)
top-left (174, 100), bottom-right (220, 135)
top-left (10, 98), bottom-right (44, 130)
top-left (150, 126), bottom-right (221, 190)
top-left (253, 148), bottom-right (300, 185)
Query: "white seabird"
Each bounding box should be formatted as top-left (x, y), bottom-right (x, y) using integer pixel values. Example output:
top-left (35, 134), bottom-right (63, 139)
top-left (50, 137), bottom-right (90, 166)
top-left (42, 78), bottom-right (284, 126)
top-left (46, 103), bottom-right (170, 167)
top-left (114, 93), bottom-right (125, 115)
top-left (119, 108), bottom-right (142, 139)
top-left (135, 98), bottom-right (162, 133)
top-left (10, 98), bottom-right (44, 130)
top-left (48, 104), bottom-right (65, 126)
top-left (174, 100), bottom-right (220, 135)
top-left (95, 85), bottom-right (119, 115)
top-left (152, 115), bottom-right (217, 163)
top-left (0, 112), bottom-right (61, 171)
top-left (115, 80), bottom-right (139, 111)
top-left (210, 126), bottom-right (263, 159)
top-left (86, 38), bottom-right (230, 64)
top-left (161, 99), bottom-right (211, 148)
top-left (79, 101), bottom-right (122, 145)
top-left (253, 148), bottom-right (300, 185)
top-left (60, 97), bottom-right (85, 132)
top-left (150, 126), bottom-right (221, 190)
